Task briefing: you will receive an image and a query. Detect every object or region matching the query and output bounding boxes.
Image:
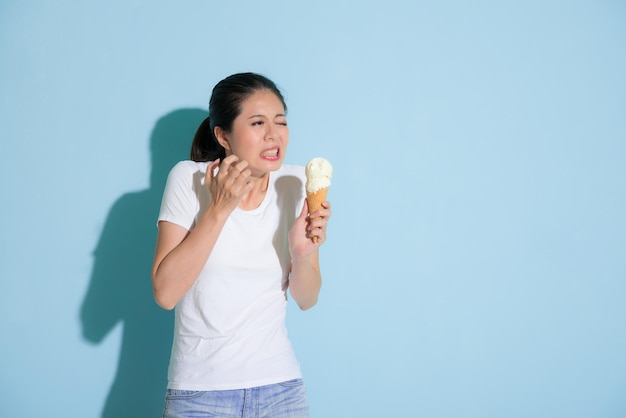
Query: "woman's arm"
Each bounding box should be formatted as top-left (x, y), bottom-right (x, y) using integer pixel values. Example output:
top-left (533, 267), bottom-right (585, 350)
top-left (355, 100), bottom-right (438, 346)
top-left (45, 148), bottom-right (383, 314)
top-left (151, 156), bottom-right (256, 310)
top-left (289, 251), bottom-right (322, 311)
top-left (288, 200), bottom-right (331, 310)
top-left (152, 207), bottom-right (228, 310)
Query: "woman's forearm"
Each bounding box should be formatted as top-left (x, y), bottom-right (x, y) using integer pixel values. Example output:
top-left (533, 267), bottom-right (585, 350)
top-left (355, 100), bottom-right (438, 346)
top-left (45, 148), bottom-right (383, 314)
top-left (152, 207), bottom-right (228, 310)
top-left (289, 251), bottom-right (322, 310)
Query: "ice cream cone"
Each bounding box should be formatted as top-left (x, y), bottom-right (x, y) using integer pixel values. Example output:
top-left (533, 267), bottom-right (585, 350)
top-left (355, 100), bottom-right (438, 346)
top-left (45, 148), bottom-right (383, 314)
top-left (307, 188), bottom-right (328, 243)
top-left (305, 157), bottom-right (332, 244)
top-left (307, 187), bottom-right (328, 214)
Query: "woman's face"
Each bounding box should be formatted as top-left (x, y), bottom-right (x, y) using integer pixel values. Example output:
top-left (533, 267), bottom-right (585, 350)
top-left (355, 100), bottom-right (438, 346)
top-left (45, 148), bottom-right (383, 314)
top-left (217, 89), bottom-right (289, 177)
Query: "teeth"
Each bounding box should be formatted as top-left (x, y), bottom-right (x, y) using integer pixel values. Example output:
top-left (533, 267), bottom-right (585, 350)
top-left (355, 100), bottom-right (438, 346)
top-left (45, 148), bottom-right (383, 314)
top-left (261, 149), bottom-right (278, 157)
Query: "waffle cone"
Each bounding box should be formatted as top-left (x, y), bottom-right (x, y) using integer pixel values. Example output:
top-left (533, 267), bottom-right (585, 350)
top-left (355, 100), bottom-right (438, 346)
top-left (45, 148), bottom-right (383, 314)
top-left (306, 187), bottom-right (328, 243)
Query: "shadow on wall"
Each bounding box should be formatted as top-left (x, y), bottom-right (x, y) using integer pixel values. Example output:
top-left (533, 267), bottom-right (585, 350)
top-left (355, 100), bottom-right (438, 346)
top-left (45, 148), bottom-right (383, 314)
top-left (80, 109), bottom-right (207, 418)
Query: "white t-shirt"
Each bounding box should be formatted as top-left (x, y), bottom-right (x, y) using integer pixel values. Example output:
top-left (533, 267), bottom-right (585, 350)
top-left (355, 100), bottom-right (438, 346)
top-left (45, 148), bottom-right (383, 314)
top-left (158, 160), bottom-right (306, 390)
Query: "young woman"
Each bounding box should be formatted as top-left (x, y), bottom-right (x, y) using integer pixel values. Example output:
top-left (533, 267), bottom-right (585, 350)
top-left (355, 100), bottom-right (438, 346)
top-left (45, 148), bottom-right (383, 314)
top-left (152, 72), bottom-right (331, 417)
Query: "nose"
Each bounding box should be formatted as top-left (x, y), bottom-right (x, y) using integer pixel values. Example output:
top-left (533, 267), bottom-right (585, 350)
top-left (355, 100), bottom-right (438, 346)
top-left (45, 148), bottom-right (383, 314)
top-left (265, 124), bottom-right (277, 141)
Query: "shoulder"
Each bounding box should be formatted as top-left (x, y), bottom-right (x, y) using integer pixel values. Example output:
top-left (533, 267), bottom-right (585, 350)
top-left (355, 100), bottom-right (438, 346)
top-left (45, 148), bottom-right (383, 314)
top-left (166, 160), bottom-right (212, 187)
top-left (168, 160), bottom-right (210, 177)
top-left (271, 164), bottom-right (306, 198)
top-left (275, 164), bottom-right (305, 180)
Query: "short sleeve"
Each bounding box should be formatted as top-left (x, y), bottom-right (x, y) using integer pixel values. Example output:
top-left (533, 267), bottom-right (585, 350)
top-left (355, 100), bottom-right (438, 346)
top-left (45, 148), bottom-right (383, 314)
top-left (158, 161), bottom-right (201, 231)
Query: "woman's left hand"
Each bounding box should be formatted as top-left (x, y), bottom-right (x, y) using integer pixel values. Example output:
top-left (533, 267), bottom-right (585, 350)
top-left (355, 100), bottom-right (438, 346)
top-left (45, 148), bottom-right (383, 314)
top-left (289, 200), bottom-right (332, 258)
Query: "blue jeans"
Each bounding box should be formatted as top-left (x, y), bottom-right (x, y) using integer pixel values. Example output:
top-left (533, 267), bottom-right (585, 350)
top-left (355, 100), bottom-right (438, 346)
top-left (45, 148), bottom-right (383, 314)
top-left (162, 379), bottom-right (310, 418)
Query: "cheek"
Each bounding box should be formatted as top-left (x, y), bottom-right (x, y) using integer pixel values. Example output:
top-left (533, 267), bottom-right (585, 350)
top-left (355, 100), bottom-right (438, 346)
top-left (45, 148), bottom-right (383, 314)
top-left (228, 130), bottom-right (255, 151)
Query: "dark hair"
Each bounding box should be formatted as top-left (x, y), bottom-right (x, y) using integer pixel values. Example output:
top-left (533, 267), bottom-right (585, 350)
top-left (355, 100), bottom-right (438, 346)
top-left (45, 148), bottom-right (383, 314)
top-left (190, 72), bottom-right (287, 162)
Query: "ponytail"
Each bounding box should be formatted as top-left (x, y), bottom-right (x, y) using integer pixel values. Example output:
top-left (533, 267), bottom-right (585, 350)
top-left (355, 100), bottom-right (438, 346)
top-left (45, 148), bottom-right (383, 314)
top-left (190, 116), bottom-right (226, 162)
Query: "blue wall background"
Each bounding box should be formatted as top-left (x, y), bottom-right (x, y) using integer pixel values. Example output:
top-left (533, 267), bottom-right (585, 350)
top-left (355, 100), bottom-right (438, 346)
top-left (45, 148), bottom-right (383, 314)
top-left (2, 1), bottom-right (625, 417)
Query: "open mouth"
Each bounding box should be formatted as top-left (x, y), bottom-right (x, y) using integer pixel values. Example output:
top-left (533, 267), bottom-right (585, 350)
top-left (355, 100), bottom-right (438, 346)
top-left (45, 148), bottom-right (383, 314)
top-left (261, 148), bottom-right (279, 159)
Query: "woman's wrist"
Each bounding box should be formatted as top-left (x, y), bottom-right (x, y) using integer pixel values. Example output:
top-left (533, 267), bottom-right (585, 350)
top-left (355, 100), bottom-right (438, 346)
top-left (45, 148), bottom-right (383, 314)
top-left (290, 250), bottom-right (316, 266)
top-left (202, 203), bottom-right (231, 225)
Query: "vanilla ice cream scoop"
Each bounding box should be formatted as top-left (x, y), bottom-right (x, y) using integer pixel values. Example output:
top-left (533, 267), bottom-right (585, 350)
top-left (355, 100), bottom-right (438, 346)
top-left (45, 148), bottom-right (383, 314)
top-left (305, 157), bottom-right (333, 193)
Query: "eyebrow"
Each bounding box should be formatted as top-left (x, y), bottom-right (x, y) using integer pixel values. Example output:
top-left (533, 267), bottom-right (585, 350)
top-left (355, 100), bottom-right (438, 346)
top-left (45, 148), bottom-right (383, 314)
top-left (247, 113), bottom-right (287, 119)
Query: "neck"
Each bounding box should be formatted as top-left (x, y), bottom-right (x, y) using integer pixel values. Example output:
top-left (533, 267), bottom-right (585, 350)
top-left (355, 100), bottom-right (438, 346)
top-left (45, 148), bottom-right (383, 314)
top-left (238, 172), bottom-right (270, 210)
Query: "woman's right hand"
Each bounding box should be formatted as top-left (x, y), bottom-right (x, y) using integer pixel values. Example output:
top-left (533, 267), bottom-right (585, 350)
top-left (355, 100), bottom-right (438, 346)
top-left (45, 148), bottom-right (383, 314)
top-left (206, 155), bottom-right (256, 216)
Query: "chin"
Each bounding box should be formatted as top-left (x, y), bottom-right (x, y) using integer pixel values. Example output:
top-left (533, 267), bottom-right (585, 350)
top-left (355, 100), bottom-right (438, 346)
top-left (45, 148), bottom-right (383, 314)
top-left (250, 159), bottom-right (282, 177)
top-left (262, 157), bottom-right (284, 170)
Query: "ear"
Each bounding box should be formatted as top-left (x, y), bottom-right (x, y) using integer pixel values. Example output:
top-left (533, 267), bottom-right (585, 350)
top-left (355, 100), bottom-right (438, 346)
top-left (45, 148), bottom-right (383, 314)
top-left (214, 126), bottom-right (231, 150)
